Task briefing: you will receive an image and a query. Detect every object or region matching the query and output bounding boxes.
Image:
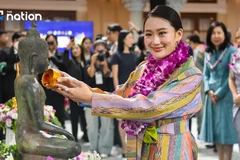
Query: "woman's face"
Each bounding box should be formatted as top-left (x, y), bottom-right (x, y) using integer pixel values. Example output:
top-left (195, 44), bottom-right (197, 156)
top-left (72, 44), bottom-right (81, 58)
top-left (94, 44), bottom-right (107, 54)
top-left (189, 41), bottom-right (197, 50)
top-left (82, 39), bottom-right (92, 51)
top-left (211, 26), bottom-right (225, 48)
top-left (144, 17), bottom-right (182, 60)
top-left (236, 30), bottom-right (240, 47)
top-left (124, 33), bottom-right (134, 48)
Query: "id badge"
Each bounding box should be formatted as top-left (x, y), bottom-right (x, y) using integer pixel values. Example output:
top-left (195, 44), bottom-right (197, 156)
top-left (95, 71), bottom-right (103, 85)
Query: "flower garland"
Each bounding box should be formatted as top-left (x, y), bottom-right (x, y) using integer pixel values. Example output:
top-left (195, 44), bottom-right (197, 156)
top-left (121, 41), bottom-right (190, 136)
top-left (228, 49), bottom-right (240, 75)
top-left (206, 48), bottom-right (227, 70)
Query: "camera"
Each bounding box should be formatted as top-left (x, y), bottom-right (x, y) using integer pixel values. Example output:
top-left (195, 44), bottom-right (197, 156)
top-left (97, 50), bottom-right (105, 61)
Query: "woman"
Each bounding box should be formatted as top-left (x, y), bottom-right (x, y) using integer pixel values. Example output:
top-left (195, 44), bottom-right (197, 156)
top-left (81, 37), bottom-right (93, 61)
top-left (229, 49), bottom-right (240, 153)
top-left (200, 22), bottom-right (238, 160)
top-left (111, 30), bottom-right (137, 157)
top-left (85, 40), bottom-right (114, 158)
top-left (137, 34), bottom-right (148, 65)
top-left (229, 29), bottom-right (240, 153)
top-left (235, 28), bottom-right (240, 48)
top-left (187, 34), bottom-right (206, 135)
top-left (53, 6), bottom-right (202, 160)
top-left (62, 41), bottom-right (88, 142)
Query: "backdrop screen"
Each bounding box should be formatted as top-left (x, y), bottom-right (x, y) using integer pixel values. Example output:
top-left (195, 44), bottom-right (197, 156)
top-left (24, 21), bottom-right (94, 52)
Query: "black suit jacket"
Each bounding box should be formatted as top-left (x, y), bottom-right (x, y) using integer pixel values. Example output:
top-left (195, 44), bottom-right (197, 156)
top-left (0, 47), bottom-right (19, 102)
top-left (38, 50), bottom-right (67, 111)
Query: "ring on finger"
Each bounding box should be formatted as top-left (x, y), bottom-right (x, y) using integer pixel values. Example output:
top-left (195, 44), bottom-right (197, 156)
top-left (64, 88), bottom-right (69, 92)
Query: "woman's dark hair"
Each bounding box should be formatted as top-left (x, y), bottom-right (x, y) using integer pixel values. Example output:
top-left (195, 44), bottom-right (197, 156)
top-left (93, 39), bottom-right (107, 50)
top-left (118, 30), bottom-right (133, 52)
top-left (187, 35), bottom-right (201, 44)
top-left (137, 34), bottom-right (145, 51)
top-left (82, 37), bottom-right (93, 46)
top-left (95, 34), bottom-right (104, 41)
top-left (71, 44), bottom-right (86, 65)
top-left (45, 34), bottom-right (58, 44)
top-left (206, 21), bottom-right (230, 53)
top-left (144, 5), bottom-right (183, 31)
top-left (107, 24), bottom-right (122, 33)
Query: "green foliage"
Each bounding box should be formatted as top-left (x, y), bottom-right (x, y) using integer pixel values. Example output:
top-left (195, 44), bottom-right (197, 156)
top-left (0, 141), bottom-right (21, 160)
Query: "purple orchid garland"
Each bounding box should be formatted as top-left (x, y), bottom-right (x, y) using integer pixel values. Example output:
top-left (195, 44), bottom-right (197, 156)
top-left (121, 41), bottom-right (190, 136)
top-left (229, 50), bottom-right (240, 76)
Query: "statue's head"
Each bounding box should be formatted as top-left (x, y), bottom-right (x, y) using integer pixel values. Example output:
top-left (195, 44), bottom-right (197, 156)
top-left (18, 21), bottom-right (49, 75)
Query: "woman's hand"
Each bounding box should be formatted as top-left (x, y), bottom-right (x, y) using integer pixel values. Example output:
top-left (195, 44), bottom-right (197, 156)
top-left (66, 41), bottom-right (75, 50)
top-left (91, 53), bottom-right (98, 64)
top-left (211, 94), bottom-right (219, 104)
top-left (234, 94), bottom-right (240, 106)
top-left (52, 71), bottom-right (93, 105)
top-left (208, 90), bottom-right (218, 104)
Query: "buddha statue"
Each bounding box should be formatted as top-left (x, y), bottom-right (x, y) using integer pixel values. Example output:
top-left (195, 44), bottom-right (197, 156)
top-left (14, 21), bottom-right (81, 160)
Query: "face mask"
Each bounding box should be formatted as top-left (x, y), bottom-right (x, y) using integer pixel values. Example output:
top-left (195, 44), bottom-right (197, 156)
top-left (13, 41), bottom-right (19, 53)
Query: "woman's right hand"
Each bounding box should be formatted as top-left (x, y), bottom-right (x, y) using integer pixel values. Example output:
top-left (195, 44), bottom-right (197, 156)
top-left (234, 94), bottom-right (240, 106)
top-left (66, 41), bottom-right (75, 50)
top-left (91, 53), bottom-right (98, 64)
top-left (208, 90), bottom-right (217, 104)
top-left (55, 71), bottom-right (78, 88)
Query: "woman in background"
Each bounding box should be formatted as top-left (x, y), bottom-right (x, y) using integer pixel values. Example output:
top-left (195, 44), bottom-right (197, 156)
top-left (63, 41), bottom-right (88, 142)
top-left (200, 22), bottom-right (238, 160)
top-left (82, 37), bottom-right (93, 62)
top-left (111, 30), bottom-right (137, 158)
top-left (187, 34), bottom-right (206, 135)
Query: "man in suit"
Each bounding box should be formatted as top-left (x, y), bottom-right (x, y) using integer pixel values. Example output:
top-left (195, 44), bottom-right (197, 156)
top-left (1, 32), bottom-right (23, 103)
top-left (0, 28), bottom-right (9, 140)
top-left (40, 34), bottom-right (67, 128)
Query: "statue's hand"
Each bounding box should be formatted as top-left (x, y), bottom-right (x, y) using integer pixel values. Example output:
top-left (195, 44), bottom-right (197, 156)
top-left (64, 130), bottom-right (75, 141)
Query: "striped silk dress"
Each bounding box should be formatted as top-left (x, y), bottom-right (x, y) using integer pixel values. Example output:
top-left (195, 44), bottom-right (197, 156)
top-left (91, 57), bottom-right (202, 160)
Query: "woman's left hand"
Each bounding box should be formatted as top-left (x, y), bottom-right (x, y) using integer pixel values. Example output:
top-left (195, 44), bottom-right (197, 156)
top-left (53, 77), bottom-right (92, 105)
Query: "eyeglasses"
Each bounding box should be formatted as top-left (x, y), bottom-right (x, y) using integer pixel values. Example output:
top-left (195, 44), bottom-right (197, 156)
top-left (47, 41), bottom-right (54, 45)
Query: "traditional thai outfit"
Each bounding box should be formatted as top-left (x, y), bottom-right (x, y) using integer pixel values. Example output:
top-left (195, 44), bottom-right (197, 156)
top-left (200, 45), bottom-right (238, 144)
top-left (91, 56), bottom-right (202, 160)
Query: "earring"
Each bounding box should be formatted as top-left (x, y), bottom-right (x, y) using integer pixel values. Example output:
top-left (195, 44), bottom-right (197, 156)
top-left (175, 41), bottom-right (179, 49)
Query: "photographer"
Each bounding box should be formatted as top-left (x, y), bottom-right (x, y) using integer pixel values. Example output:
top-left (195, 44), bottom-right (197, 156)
top-left (85, 40), bottom-right (113, 158)
top-left (87, 40), bottom-right (111, 90)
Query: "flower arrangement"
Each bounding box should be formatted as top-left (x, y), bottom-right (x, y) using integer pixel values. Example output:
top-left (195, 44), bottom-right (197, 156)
top-left (46, 151), bottom-right (101, 160)
top-left (0, 97), bottom-right (61, 133)
top-left (229, 49), bottom-right (240, 76)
